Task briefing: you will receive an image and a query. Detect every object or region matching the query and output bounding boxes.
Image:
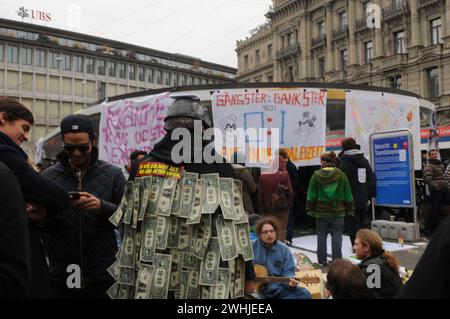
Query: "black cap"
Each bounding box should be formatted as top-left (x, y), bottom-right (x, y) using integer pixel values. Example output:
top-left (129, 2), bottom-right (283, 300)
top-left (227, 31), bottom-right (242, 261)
top-left (60, 114), bottom-right (95, 138)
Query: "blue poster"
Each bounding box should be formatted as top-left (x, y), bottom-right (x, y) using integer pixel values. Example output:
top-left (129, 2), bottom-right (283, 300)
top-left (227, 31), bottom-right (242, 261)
top-left (372, 134), bottom-right (413, 207)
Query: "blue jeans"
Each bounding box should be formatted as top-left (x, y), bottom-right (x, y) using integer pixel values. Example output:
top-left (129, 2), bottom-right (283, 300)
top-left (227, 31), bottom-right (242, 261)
top-left (261, 286), bottom-right (311, 299)
top-left (316, 217), bottom-right (344, 265)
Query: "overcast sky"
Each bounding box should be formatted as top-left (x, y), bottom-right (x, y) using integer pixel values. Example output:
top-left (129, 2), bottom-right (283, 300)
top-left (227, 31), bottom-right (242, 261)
top-left (1, 0), bottom-right (272, 68)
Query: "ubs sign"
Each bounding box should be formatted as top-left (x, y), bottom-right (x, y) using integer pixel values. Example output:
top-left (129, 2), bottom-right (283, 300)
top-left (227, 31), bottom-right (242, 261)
top-left (17, 6), bottom-right (52, 22)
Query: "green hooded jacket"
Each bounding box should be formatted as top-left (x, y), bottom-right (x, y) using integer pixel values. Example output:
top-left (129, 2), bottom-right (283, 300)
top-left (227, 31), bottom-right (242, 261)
top-left (306, 167), bottom-right (354, 218)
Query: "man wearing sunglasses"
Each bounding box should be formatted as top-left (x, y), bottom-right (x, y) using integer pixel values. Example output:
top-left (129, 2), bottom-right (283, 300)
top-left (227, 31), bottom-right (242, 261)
top-left (42, 114), bottom-right (126, 299)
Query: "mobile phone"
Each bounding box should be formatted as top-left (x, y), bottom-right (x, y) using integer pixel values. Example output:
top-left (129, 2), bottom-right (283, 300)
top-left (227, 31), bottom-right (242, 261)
top-left (69, 191), bottom-right (81, 200)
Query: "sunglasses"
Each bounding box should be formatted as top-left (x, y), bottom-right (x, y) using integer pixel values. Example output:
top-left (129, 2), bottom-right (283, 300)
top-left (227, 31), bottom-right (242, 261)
top-left (63, 144), bottom-right (90, 153)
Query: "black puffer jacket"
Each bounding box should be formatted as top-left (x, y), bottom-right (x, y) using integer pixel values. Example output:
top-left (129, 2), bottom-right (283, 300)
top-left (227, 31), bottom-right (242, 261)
top-left (42, 148), bottom-right (126, 284)
top-left (339, 150), bottom-right (376, 210)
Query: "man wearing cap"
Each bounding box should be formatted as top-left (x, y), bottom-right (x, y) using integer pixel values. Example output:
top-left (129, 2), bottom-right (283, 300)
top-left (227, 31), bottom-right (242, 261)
top-left (43, 114), bottom-right (126, 299)
top-left (339, 137), bottom-right (376, 246)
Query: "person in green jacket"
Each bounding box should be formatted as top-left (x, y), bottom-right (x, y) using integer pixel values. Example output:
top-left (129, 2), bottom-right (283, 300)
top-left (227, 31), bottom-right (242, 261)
top-left (306, 152), bottom-right (354, 266)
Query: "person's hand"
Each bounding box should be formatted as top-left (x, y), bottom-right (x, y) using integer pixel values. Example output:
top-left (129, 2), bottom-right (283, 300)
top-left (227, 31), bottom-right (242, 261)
top-left (26, 203), bottom-right (48, 221)
top-left (288, 277), bottom-right (298, 288)
top-left (72, 192), bottom-right (102, 211)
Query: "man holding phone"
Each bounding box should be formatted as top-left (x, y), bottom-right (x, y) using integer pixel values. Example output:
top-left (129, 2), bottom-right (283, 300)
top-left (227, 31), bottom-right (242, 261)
top-left (43, 114), bottom-right (125, 299)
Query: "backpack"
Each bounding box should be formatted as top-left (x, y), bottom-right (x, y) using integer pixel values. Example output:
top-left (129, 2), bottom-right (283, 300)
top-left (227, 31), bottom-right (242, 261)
top-left (270, 177), bottom-right (290, 211)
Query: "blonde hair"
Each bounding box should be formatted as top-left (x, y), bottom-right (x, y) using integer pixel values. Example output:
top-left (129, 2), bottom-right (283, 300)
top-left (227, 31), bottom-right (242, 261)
top-left (356, 229), bottom-right (400, 275)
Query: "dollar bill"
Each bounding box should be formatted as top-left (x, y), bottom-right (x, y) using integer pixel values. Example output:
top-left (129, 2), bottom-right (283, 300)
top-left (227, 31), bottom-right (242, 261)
top-left (177, 223), bottom-right (191, 252)
top-left (219, 178), bottom-right (239, 220)
top-left (193, 215), bottom-right (212, 260)
top-left (180, 172), bottom-right (199, 219)
top-left (107, 259), bottom-right (120, 281)
top-left (186, 270), bottom-right (200, 299)
top-left (187, 179), bottom-right (205, 225)
top-left (139, 216), bottom-right (157, 263)
top-left (132, 178), bottom-right (141, 228)
top-left (235, 223), bottom-right (254, 261)
top-left (118, 266), bottom-right (135, 286)
top-left (182, 253), bottom-right (199, 270)
top-left (156, 177), bottom-right (177, 216)
top-left (155, 216), bottom-right (169, 250)
top-left (117, 284), bottom-right (130, 299)
top-left (107, 282), bottom-right (119, 299)
top-left (201, 286), bottom-right (211, 299)
top-left (123, 182), bottom-right (135, 225)
top-left (169, 250), bottom-right (182, 291)
top-left (202, 173), bottom-right (220, 214)
top-left (166, 216), bottom-right (181, 248)
top-left (199, 237), bottom-right (220, 286)
top-left (190, 226), bottom-right (198, 255)
top-left (134, 264), bottom-right (155, 299)
top-left (228, 258), bottom-right (236, 299)
top-left (146, 176), bottom-right (163, 216)
top-left (119, 225), bottom-right (135, 269)
top-left (211, 268), bottom-right (231, 299)
top-left (234, 257), bottom-right (245, 298)
top-left (171, 182), bottom-right (183, 216)
top-left (134, 223), bottom-right (142, 260)
top-left (179, 270), bottom-right (190, 299)
top-left (149, 253), bottom-right (172, 299)
top-left (109, 205), bottom-right (124, 227)
top-left (216, 215), bottom-right (239, 261)
top-left (138, 176), bottom-right (152, 222)
top-left (232, 179), bottom-right (248, 224)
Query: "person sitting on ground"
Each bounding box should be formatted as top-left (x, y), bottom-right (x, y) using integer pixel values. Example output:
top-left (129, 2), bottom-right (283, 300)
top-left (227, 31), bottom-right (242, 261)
top-left (325, 259), bottom-right (371, 299)
top-left (252, 217), bottom-right (311, 299)
top-left (354, 229), bottom-right (403, 299)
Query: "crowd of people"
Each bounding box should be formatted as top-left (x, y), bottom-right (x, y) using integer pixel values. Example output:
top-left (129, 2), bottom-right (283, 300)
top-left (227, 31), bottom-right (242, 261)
top-left (1, 96), bottom-right (449, 300)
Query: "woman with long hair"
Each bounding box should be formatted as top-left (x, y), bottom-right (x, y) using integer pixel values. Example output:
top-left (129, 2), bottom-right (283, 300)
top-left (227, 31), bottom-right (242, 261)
top-left (354, 229), bottom-right (403, 299)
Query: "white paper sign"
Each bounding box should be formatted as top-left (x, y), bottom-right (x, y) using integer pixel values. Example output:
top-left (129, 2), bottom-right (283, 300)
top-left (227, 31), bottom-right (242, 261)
top-left (358, 168), bottom-right (367, 183)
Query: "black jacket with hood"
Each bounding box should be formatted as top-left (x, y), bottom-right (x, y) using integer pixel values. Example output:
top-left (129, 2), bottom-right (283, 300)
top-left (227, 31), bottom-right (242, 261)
top-left (339, 149), bottom-right (376, 210)
top-left (42, 147), bottom-right (126, 284)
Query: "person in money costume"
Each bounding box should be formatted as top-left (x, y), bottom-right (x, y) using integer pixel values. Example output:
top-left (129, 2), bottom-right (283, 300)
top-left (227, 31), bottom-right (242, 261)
top-left (108, 95), bottom-right (256, 299)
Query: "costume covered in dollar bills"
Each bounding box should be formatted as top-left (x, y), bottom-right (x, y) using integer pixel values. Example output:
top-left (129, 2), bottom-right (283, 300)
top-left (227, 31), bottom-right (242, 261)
top-left (106, 96), bottom-right (255, 299)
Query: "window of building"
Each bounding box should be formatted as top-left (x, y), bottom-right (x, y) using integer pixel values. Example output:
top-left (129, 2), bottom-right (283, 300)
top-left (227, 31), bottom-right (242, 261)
top-left (48, 51), bottom-right (59, 69)
top-left (119, 63), bottom-right (126, 78)
top-left (244, 55), bottom-right (249, 69)
top-left (364, 41), bottom-right (373, 64)
top-left (340, 49), bottom-right (348, 71)
top-left (138, 67), bottom-right (145, 81)
top-left (165, 72), bottom-right (171, 86)
top-left (62, 54), bottom-right (71, 71)
top-left (36, 49), bottom-right (46, 67)
top-left (129, 65), bottom-right (136, 80)
top-left (86, 57), bottom-right (95, 74)
top-left (318, 21), bottom-right (325, 38)
top-left (181, 74), bottom-right (186, 85)
top-left (339, 11), bottom-right (347, 29)
top-left (267, 75), bottom-right (274, 82)
top-left (388, 74), bottom-right (402, 89)
top-left (7, 45), bottom-right (18, 64)
top-left (267, 44), bottom-right (273, 60)
top-left (318, 57), bottom-right (325, 77)
top-left (21, 47), bottom-right (32, 66)
top-left (287, 32), bottom-right (295, 47)
top-left (431, 18), bottom-right (442, 45)
top-left (108, 61), bottom-right (116, 77)
top-left (394, 31), bottom-right (406, 54)
top-left (148, 68), bottom-right (154, 82)
top-left (74, 56), bottom-right (83, 72)
top-left (97, 59), bottom-right (106, 75)
top-left (255, 50), bottom-right (260, 66)
top-left (0, 43), bottom-right (4, 62)
top-left (156, 70), bottom-right (162, 84)
top-left (427, 68), bottom-right (439, 97)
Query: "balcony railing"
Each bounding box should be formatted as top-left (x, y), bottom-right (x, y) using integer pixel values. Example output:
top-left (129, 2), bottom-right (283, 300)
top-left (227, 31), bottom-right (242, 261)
top-left (355, 18), bottom-right (369, 32)
top-left (311, 35), bottom-right (326, 49)
top-left (427, 96), bottom-right (441, 107)
top-left (332, 26), bottom-right (348, 40)
top-left (276, 44), bottom-right (301, 60)
top-left (418, 0), bottom-right (443, 9)
top-left (420, 44), bottom-right (443, 57)
top-left (382, 0), bottom-right (410, 21)
top-left (379, 54), bottom-right (408, 71)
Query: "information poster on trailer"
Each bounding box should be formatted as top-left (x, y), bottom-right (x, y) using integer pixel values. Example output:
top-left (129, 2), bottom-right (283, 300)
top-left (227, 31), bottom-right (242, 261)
top-left (211, 88), bottom-right (327, 167)
top-left (98, 92), bottom-right (171, 168)
top-left (371, 131), bottom-right (414, 207)
top-left (345, 90), bottom-right (421, 170)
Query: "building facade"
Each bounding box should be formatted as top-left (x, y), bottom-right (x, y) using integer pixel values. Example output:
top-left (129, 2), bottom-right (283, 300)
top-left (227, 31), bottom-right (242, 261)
top-left (236, 0), bottom-right (450, 128)
top-left (0, 18), bottom-right (236, 155)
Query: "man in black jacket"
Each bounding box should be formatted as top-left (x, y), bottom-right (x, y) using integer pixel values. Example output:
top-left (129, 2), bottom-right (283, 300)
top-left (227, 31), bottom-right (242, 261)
top-left (0, 97), bottom-right (70, 298)
top-left (43, 114), bottom-right (126, 298)
top-left (0, 161), bottom-right (31, 298)
top-left (339, 138), bottom-right (376, 246)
